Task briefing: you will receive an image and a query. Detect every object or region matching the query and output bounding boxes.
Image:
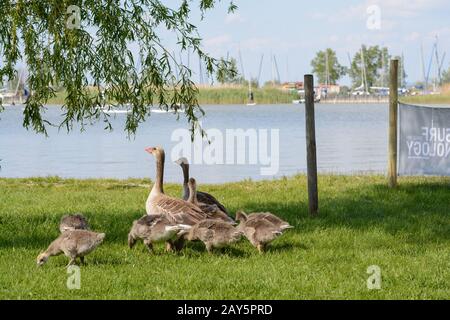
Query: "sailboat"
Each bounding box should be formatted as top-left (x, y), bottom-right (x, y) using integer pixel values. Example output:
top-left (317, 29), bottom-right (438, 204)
top-left (246, 78), bottom-right (256, 106)
top-left (0, 70), bottom-right (25, 106)
top-left (352, 47), bottom-right (370, 96)
top-left (239, 49), bottom-right (256, 106)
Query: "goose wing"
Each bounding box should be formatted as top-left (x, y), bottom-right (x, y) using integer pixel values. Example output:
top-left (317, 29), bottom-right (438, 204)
top-left (198, 204), bottom-right (235, 224)
top-left (154, 195), bottom-right (207, 225)
top-left (197, 191), bottom-right (229, 215)
top-left (249, 212), bottom-right (290, 228)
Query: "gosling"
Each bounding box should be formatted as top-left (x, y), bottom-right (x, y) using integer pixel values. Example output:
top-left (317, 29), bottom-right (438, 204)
top-left (59, 213), bottom-right (90, 233)
top-left (236, 211), bottom-right (291, 253)
top-left (184, 219), bottom-right (243, 253)
top-left (237, 211), bottom-right (293, 231)
top-left (37, 230), bottom-right (105, 267)
top-left (187, 178), bottom-right (235, 224)
top-left (128, 214), bottom-right (189, 253)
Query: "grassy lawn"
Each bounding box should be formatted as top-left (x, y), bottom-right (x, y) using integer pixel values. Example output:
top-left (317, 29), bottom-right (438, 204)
top-left (46, 87), bottom-right (298, 105)
top-left (0, 175), bottom-right (449, 299)
top-left (401, 93), bottom-right (450, 105)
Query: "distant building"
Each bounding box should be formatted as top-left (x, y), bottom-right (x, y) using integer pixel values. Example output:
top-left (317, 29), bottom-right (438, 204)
top-left (317, 84), bottom-right (341, 95)
top-left (282, 82), bottom-right (304, 91)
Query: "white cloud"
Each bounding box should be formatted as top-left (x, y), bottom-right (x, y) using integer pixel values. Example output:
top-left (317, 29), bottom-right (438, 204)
top-left (225, 13), bottom-right (245, 24)
top-left (404, 32), bottom-right (421, 42)
top-left (204, 34), bottom-right (233, 48)
top-left (318, 0), bottom-right (445, 23)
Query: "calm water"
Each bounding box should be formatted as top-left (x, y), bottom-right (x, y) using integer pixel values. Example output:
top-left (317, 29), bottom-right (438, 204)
top-left (0, 104), bottom-right (388, 183)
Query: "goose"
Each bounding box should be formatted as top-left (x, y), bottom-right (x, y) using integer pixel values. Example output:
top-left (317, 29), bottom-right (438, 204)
top-left (187, 178), bottom-right (235, 224)
top-left (236, 212), bottom-right (289, 253)
top-left (128, 214), bottom-right (190, 252)
top-left (145, 147), bottom-right (208, 226)
top-left (236, 211), bottom-right (293, 231)
top-left (175, 157), bottom-right (229, 215)
top-left (184, 219), bottom-right (243, 253)
top-left (59, 213), bottom-right (89, 233)
top-left (37, 230), bottom-right (105, 267)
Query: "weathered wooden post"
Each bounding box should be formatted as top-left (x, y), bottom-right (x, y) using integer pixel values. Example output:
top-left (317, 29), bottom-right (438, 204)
top-left (304, 74), bottom-right (318, 215)
top-left (388, 59), bottom-right (399, 188)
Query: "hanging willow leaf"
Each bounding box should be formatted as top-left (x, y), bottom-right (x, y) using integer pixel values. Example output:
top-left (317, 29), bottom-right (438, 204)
top-left (0, 0), bottom-right (237, 137)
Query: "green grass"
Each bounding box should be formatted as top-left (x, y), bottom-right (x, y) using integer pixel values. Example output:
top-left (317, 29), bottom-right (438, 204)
top-left (47, 87), bottom-right (298, 105)
top-left (197, 87), bottom-right (297, 105)
top-left (401, 93), bottom-right (450, 105)
top-left (0, 175), bottom-right (449, 299)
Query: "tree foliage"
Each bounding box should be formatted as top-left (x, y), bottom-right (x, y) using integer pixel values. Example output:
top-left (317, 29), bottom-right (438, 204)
top-left (443, 65), bottom-right (450, 84)
top-left (310, 48), bottom-right (346, 85)
top-left (216, 57), bottom-right (239, 84)
top-left (0, 0), bottom-right (237, 136)
top-left (393, 55), bottom-right (408, 88)
top-left (348, 45), bottom-right (407, 89)
top-left (349, 45), bottom-right (384, 89)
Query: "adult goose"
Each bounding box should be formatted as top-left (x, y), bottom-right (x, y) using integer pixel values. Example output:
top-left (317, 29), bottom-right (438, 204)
top-left (175, 157), bottom-right (229, 215)
top-left (145, 147), bottom-right (208, 226)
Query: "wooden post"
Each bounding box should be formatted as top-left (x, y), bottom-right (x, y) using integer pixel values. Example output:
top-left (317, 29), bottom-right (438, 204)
top-left (304, 74), bottom-right (318, 215)
top-left (388, 59), bottom-right (399, 188)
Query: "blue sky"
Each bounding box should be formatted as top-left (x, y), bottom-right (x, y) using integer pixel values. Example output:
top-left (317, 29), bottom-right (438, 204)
top-left (173, 0), bottom-right (450, 86)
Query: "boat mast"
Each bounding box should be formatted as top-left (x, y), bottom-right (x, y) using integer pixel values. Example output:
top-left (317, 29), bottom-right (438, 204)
top-left (198, 55), bottom-right (204, 85)
top-left (434, 35), bottom-right (442, 86)
top-left (286, 55), bottom-right (289, 83)
top-left (401, 53), bottom-right (405, 88)
top-left (273, 55), bottom-right (280, 84)
top-left (325, 49), bottom-right (330, 88)
top-left (257, 54), bottom-right (264, 87)
top-left (238, 47), bottom-right (245, 85)
top-left (270, 53), bottom-right (274, 86)
top-left (360, 46), bottom-right (368, 93)
top-left (420, 44), bottom-right (426, 91)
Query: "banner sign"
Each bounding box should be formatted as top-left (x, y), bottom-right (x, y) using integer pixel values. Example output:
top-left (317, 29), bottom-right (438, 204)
top-left (398, 103), bottom-right (450, 176)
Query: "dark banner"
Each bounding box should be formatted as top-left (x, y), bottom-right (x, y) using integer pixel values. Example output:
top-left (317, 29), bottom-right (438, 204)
top-left (398, 103), bottom-right (450, 176)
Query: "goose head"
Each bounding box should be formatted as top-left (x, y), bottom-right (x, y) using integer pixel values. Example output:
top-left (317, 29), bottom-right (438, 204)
top-left (188, 177), bottom-right (197, 189)
top-left (175, 157), bottom-right (189, 167)
top-left (145, 146), bottom-right (165, 158)
top-left (235, 211), bottom-right (248, 223)
top-left (36, 252), bottom-right (49, 266)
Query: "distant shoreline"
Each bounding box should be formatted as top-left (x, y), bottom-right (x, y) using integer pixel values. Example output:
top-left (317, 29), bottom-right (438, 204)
top-left (3, 87), bottom-right (450, 106)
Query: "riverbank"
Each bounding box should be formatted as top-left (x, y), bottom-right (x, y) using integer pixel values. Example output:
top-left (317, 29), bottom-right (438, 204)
top-left (401, 93), bottom-right (450, 105)
top-left (46, 87), bottom-right (298, 105)
top-left (0, 175), bottom-right (448, 299)
top-left (43, 91), bottom-right (450, 106)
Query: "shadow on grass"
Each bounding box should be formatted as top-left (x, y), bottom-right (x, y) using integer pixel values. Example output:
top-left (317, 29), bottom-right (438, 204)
top-left (1, 179), bottom-right (449, 251)
top-left (267, 241), bottom-right (308, 253)
top-left (233, 181), bottom-right (450, 244)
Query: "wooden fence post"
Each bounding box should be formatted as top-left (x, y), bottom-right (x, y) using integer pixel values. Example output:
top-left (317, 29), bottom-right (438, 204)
top-left (304, 74), bottom-right (318, 215)
top-left (388, 59), bottom-right (399, 188)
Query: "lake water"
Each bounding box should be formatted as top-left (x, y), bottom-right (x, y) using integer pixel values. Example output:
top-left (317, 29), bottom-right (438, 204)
top-left (0, 104), bottom-right (388, 183)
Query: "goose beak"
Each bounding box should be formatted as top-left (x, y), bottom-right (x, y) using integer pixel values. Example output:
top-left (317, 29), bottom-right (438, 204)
top-left (145, 147), bottom-right (155, 154)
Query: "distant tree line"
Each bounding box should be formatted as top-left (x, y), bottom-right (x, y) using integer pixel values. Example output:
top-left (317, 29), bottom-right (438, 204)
top-left (216, 45), bottom-right (416, 90)
top-left (311, 46), bottom-right (408, 89)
